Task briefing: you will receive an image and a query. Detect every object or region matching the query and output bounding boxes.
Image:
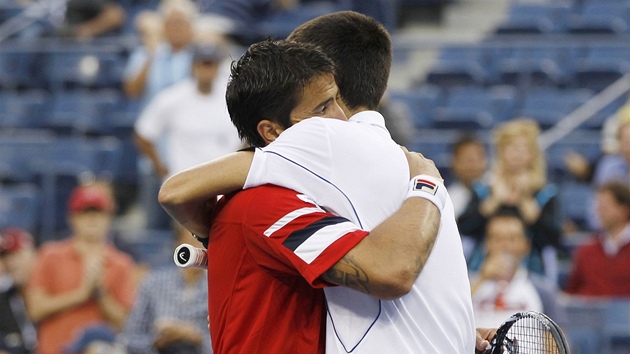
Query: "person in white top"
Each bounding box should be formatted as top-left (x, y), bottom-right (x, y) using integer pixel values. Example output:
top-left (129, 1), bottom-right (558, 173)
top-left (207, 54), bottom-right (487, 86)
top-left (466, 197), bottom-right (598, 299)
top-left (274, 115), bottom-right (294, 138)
top-left (469, 212), bottom-right (561, 329)
top-left (160, 11), bottom-right (493, 353)
top-left (134, 43), bottom-right (242, 180)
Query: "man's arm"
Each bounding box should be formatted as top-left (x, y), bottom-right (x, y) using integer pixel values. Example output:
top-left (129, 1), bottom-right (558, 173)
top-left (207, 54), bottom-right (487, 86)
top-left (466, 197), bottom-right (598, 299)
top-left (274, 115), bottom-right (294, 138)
top-left (134, 132), bottom-right (168, 178)
top-left (73, 3), bottom-right (127, 38)
top-left (158, 151), bottom-right (253, 237)
top-left (321, 195), bottom-right (440, 299)
top-left (320, 149), bottom-right (444, 299)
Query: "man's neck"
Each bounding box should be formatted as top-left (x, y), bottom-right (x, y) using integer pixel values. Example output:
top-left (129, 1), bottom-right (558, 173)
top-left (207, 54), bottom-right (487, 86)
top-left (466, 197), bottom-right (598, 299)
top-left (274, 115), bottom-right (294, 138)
top-left (197, 81), bottom-right (212, 94)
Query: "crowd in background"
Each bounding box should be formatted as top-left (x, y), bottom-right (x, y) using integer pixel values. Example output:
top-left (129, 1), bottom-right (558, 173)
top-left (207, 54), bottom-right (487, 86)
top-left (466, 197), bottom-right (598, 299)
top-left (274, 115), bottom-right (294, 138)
top-left (1, 0), bottom-right (630, 353)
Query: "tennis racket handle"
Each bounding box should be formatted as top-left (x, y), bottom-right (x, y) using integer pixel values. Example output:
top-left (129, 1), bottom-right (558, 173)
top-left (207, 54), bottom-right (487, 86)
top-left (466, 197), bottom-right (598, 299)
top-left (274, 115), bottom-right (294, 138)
top-left (174, 243), bottom-right (208, 269)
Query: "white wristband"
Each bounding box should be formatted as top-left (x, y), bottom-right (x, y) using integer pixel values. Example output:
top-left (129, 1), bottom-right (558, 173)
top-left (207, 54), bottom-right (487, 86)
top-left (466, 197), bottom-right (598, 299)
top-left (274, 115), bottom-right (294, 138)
top-left (405, 175), bottom-right (447, 212)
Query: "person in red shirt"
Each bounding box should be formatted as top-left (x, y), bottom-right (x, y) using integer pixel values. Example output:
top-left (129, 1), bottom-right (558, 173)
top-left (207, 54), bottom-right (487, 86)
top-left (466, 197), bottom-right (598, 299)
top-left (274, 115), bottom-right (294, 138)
top-left (565, 181), bottom-right (630, 296)
top-left (25, 182), bottom-right (137, 354)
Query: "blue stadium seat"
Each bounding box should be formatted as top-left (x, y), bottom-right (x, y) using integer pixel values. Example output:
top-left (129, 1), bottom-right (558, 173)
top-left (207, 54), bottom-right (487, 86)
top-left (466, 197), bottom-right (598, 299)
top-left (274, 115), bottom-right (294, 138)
top-left (515, 87), bottom-right (594, 129)
top-left (425, 46), bottom-right (491, 87)
top-left (567, 2), bottom-right (630, 34)
top-left (560, 297), bottom-right (606, 354)
top-left (494, 2), bottom-right (571, 34)
top-left (47, 89), bottom-right (122, 135)
top-left (44, 44), bottom-right (126, 90)
top-left (545, 129), bottom-right (601, 182)
top-left (0, 90), bottom-right (51, 129)
top-left (432, 85), bottom-right (517, 129)
top-left (0, 183), bottom-right (41, 234)
top-left (497, 45), bottom-right (579, 88)
top-left (36, 136), bottom-right (124, 239)
top-left (573, 45), bottom-right (630, 92)
top-left (602, 299), bottom-right (630, 354)
top-left (255, 0), bottom-right (351, 41)
top-left (0, 49), bottom-right (43, 89)
top-left (557, 181), bottom-right (594, 231)
top-left (0, 130), bottom-right (56, 183)
top-left (41, 136), bottom-right (124, 179)
top-left (388, 85), bottom-right (443, 129)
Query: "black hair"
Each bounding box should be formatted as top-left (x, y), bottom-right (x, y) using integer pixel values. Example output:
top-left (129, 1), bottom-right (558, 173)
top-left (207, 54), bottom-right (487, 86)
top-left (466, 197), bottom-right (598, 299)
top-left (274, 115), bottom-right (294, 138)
top-left (226, 39), bottom-right (336, 147)
top-left (452, 134), bottom-right (485, 156)
top-left (598, 181), bottom-right (630, 209)
top-left (288, 11), bottom-right (392, 111)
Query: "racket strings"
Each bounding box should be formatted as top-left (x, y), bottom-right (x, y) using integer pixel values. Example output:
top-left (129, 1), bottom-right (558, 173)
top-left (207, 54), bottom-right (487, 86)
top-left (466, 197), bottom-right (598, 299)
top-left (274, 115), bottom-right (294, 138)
top-left (506, 317), bottom-right (560, 354)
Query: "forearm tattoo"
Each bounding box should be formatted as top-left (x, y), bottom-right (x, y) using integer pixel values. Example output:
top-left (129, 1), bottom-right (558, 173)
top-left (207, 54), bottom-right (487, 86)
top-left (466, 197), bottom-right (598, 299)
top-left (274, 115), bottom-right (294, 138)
top-left (322, 255), bottom-right (370, 294)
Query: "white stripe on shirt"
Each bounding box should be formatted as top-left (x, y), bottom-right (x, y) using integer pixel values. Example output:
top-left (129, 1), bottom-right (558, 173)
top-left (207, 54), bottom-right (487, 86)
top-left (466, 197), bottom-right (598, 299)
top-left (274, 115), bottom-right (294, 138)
top-left (264, 207), bottom-right (323, 237)
top-left (295, 221), bottom-right (360, 264)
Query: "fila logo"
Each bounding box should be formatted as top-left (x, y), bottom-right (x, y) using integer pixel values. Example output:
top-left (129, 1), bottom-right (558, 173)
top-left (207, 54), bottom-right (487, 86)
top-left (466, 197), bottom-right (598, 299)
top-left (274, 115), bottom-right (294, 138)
top-left (413, 178), bottom-right (438, 196)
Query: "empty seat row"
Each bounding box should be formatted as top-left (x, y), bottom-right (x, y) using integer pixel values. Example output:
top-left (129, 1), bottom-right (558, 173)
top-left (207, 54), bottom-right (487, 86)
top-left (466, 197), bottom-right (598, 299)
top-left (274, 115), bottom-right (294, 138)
top-left (496, 1), bottom-right (630, 35)
top-left (0, 131), bottom-right (126, 184)
top-left (388, 85), bottom-right (620, 131)
top-left (424, 43), bottom-right (630, 91)
top-left (0, 41), bottom-right (130, 90)
top-left (0, 89), bottom-right (140, 135)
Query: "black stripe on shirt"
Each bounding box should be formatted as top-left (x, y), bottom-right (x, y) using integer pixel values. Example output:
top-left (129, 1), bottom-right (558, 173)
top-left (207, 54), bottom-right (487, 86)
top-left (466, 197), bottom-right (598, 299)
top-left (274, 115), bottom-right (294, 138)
top-left (282, 216), bottom-right (350, 252)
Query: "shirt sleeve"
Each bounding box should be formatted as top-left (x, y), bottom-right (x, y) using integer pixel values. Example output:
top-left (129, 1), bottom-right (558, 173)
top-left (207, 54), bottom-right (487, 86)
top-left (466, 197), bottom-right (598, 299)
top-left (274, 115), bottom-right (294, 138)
top-left (241, 186), bottom-right (368, 287)
top-left (123, 48), bottom-right (149, 80)
top-left (244, 118), bottom-right (335, 194)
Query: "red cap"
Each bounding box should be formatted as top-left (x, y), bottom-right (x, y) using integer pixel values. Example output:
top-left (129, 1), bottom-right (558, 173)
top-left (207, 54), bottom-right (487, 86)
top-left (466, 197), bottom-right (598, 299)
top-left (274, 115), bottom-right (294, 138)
top-left (68, 184), bottom-right (115, 214)
top-left (0, 227), bottom-right (34, 255)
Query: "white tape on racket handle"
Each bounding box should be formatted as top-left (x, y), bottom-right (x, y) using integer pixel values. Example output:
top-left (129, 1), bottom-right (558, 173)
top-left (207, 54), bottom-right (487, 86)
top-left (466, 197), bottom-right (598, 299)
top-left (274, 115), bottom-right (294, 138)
top-left (174, 243), bottom-right (208, 269)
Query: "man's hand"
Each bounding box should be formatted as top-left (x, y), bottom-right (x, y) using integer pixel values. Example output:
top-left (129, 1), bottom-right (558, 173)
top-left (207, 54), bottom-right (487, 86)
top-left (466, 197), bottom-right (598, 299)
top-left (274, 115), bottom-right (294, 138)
top-left (400, 146), bottom-right (443, 182)
top-left (475, 327), bottom-right (497, 353)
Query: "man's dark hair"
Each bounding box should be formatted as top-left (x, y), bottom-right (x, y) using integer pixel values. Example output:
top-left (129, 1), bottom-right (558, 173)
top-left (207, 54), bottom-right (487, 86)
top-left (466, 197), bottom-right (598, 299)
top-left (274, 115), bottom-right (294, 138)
top-left (288, 11), bottom-right (392, 112)
top-left (452, 134), bottom-right (485, 156)
top-left (226, 39), bottom-right (336, 147)
top-left (598, 181), bottom-right (630, 209)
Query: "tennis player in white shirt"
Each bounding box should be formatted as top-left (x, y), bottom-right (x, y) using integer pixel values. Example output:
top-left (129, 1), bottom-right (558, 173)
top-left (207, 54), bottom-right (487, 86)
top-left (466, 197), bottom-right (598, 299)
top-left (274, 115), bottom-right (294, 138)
top-left (161, 11), bottom-right (495, 354)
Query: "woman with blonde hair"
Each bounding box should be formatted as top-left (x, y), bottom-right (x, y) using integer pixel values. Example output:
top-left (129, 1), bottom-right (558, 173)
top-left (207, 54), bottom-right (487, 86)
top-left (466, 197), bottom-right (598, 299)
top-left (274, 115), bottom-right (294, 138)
top-left (458, 118), bottom-right (562, 279)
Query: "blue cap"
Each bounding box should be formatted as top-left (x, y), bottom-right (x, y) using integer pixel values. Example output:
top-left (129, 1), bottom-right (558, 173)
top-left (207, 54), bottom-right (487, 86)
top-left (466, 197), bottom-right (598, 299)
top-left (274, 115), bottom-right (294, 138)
top-left (64, 324), bottom-right (116, 353)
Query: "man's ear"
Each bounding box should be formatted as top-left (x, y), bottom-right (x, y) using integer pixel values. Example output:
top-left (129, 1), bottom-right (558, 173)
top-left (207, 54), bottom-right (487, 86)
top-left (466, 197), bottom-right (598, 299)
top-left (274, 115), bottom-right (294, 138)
top-left (257, 120), bottom-right (285, 144)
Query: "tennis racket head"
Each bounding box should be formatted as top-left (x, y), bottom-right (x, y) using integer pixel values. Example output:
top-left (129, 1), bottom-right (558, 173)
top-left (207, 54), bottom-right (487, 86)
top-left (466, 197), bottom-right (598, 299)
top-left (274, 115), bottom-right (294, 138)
top-left (489, 311), bottom-right (569, 354)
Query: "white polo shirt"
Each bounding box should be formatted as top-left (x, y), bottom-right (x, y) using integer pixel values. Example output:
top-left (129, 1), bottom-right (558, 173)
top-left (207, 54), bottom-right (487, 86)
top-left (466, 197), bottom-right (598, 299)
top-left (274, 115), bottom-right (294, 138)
top-left (245, 111), bottom-right (476, 353)
top-left (134, 76), bottom-right (242, 177)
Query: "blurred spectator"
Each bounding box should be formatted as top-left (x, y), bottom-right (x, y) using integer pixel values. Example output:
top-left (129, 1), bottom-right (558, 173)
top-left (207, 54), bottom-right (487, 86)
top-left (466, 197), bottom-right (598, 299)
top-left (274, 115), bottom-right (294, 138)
top-left (470, 212), bottom-right (563, 328)
top-left (64, 324), bottom-right (123, 354)
top-left (563, 102), bottom-right (630, 184)
top-left (57, 0), bottom-right (127, 39)
top-left (587, 116), bottom-right (630, 229)
top-left (123, 0), bottom-right (197, 105)
top-left (447, 134), bottom-right (488, 260)
top-left (123, 0), bottom-right (200, 230)
top-left (0, 228), bottom-right (37, 354)
top-left (12, 0), bottom-right (126, 39)
top-left (458, 118), bottom-right (562, 279)
top-left (133, 42), bottom-right (241, 180)
top-left (565, 182), bottom-right (630, 297)
top-left (24, 183), bottom-right (137, 354)
top-left (121, 224), bottom-right (210, 354)
top-left (448, 134), bottom-right (488, 219)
